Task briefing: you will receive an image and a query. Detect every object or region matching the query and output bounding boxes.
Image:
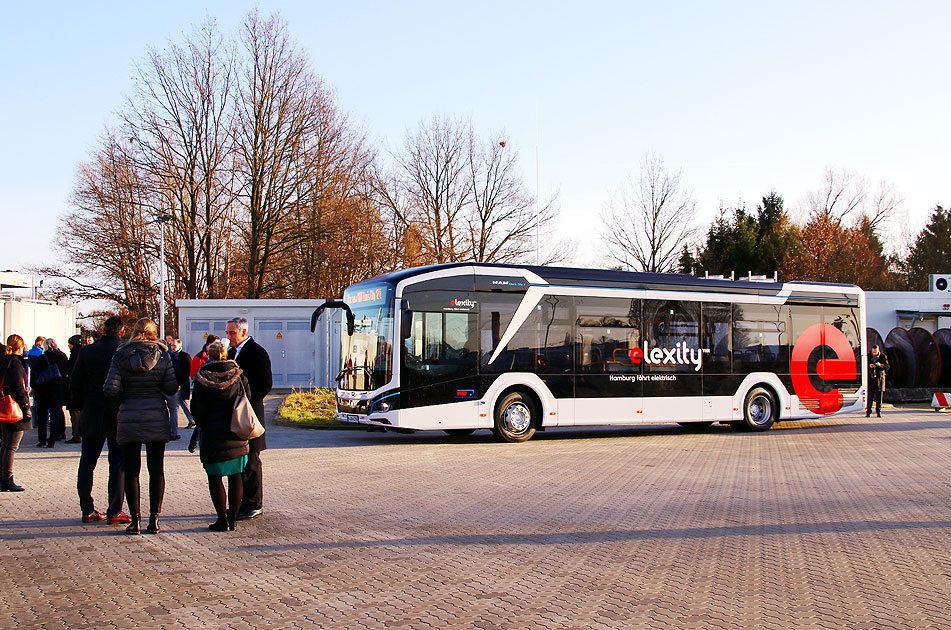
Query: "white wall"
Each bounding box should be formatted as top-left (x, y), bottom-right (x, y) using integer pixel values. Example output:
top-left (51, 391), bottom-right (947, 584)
top-left (1, 297), bottom-right (77, 348)
top-left (176, 299), bottom-right (342, 389)
top-left (866, 291), bottom-right (951, 336)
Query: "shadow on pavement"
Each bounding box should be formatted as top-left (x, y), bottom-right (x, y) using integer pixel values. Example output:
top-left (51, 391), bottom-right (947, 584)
top-left (238, 519), bottom-right (951, 552)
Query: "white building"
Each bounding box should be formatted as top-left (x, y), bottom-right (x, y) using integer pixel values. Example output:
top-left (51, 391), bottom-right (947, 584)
top-left (866, 275), bottom-right (951, 336)
top-left (176, 299), bottom-right (342, 389)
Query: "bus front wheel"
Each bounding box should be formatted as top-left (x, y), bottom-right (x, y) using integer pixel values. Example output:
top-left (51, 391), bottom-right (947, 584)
top-left (493, 392), bottom-right (537, 443)
top-left (741, 386), bottom-right (776, 431)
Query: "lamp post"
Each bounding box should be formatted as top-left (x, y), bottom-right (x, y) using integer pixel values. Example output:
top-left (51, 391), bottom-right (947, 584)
top-left (151, 214), bottom-right (172, 340)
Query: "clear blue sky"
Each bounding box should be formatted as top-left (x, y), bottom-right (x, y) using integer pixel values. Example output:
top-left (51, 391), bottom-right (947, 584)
top-left (2, 1), bottom-right (949, 275)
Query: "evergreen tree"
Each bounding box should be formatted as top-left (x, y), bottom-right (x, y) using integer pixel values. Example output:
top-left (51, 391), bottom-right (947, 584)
top-left (902, 205), bottom-right (951, 290)
top-left (677, 245), bottom-right (698, 275)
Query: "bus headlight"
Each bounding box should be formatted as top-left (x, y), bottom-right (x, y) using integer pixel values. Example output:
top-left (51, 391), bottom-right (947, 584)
top-left (371, 391), bottom-right (399, 414)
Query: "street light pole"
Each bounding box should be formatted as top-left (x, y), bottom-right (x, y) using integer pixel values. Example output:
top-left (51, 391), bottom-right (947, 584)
top-left (159, 220), bottom-right (166, 340)
top-left (151, 214), bottom-right (172, 340)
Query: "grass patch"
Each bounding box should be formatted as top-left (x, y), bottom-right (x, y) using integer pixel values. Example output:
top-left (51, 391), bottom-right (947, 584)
top-left (278, 387), bottom-right (348, 427)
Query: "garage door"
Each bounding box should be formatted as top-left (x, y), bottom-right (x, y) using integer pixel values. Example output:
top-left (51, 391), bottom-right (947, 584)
top-left (254, 320), bottom-right (315, 387)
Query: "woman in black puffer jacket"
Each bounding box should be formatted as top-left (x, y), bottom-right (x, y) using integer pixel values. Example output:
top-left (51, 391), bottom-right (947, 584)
top-left (104, 318), bottom-right (178, 535)
top-left (189, 341), bottom-right (249, 532)
top-left (0, 335), bottom-right (32, 492)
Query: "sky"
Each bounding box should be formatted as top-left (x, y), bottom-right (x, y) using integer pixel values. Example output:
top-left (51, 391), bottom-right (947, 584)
top-left (2, 1), bottom-right (949, 280)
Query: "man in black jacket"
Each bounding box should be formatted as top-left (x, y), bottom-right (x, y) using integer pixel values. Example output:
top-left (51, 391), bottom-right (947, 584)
top-left (70, 317), bottom-right (130, 524)
top-left (225, 317), bottom-right (272, 520)
top-left (867, 343), bottom-right (889, 418)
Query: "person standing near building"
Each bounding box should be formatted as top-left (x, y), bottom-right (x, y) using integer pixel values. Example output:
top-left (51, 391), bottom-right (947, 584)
top-left (190, 341), bottom-right (250, 531)
top-left (71, 317), bottom-right (130, 525)
top-left (104, 318), bottom-right (178, 535)
top-left (867, 343), bottom-right (889, 418)
top-left (225, 317), bottom-right (271, 521)
top-left (64, 335), bottom-right (84, 443)
top-left (190, 335), bottom-right (220, 378)
top-left (26, 336), bottom-right (45, 438)
top-left (32, 338), bottom-right (68, 448)
top-left (0, 335), bottom-right (32, 491)
top-left (171, 339), bottom-right (194, 429)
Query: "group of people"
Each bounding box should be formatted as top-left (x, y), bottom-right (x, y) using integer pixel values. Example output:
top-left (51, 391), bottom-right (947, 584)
top-left (0, 316), bottom-right (272, 535)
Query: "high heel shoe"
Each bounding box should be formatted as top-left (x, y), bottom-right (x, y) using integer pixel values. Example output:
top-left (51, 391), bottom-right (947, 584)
top-left (146, 513), bottom-right (160, 534)
top-left (126, 517), bottom-right (140, 535)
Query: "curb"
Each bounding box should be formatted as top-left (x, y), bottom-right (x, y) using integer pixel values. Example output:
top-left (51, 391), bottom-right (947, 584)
top-left (274, 418), bottom-right (366, 431)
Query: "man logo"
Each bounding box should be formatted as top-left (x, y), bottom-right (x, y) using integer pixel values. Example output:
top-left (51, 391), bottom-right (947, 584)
top-left (789, 323), bottom-right (857, 415)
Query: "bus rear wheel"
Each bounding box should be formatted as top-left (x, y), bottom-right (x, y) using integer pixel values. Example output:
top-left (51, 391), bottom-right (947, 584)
top-left (493, 392), bottom-right (537, 443)
top-left (741, 386), bottom-right (776, 431)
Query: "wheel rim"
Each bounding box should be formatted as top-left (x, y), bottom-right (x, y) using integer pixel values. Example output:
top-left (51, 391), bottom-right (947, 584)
top-left (501, 401), bottom-right (532, 434)
top-left (749, 394), bottom-right (772, 425)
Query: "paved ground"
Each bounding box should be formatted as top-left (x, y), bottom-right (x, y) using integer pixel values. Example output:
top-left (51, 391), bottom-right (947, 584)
top-left (2, 401), bottom-right (951, 629)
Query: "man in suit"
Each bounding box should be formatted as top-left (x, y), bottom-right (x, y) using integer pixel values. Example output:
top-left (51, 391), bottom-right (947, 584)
top-left (71, 316), bottom-right (130, 524)
top-left (866, 343), bottom-right (889, 418)
top-left (225, 317), bottom-right (272, 520)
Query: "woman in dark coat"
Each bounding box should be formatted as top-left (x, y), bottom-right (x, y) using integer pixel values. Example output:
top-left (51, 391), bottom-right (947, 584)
top-left (190, 341), bottom-right (249, 531)
top-left (64, 334), bottom-right (83, 443)
top-left (104, 318), bottom-right (178, 535)
top-left (31, 338), bottom-right (69, 448)
top-left (0, 335), bottom-right (32, 491)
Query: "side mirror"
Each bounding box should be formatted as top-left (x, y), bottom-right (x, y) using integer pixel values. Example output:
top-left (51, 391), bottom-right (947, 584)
top-left (401, 310), bottom-right (414, 340)
top-left (311, 300), bottom-right (356, 336)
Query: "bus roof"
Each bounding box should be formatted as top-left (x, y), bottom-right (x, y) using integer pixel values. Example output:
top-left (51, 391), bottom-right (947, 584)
top-left (358, 262), bottom-right (860, 292)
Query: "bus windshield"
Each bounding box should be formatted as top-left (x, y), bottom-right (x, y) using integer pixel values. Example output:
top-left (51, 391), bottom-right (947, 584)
top-left (340, 283), bottom-right (394, 391)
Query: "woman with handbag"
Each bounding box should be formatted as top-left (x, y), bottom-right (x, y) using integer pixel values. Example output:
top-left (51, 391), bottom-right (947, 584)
top-left (189, 341), bottom-right (249, 532)
top-left (104, 318), bottom-right (178, 535)
top-left (31, 338), bottom-right (69, 448)
top-left (0, 334), bottom-right (32, 492)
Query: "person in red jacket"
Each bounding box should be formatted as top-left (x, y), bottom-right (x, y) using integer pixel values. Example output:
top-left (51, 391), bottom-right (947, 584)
top-left (189, 335), bottom-right (220, 378)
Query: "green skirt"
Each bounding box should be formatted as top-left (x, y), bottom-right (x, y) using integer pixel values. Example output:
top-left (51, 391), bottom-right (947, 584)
top-left (203, 455), bottom-right (248, 476)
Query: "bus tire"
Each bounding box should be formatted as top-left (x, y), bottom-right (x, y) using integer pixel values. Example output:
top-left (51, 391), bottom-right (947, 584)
top-left (742, 386), bottom-right (776, 431)
top-left (444, 429), bottom-right (476, 436)
top-left (494, 391), bottom-right (537, 443)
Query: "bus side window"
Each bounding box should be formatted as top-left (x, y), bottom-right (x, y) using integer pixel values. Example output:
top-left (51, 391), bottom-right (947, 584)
top-left (702, 302), bottom-right (732, 374)
top-left (733, 304), bottom-right (789, 374)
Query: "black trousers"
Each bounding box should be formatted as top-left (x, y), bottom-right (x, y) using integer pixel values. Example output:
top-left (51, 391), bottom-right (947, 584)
top-left (241, 451), bottom-right (263, 510)
top-left (122, 442), bottom-right (166, 515)
top-left (867, 386), bottom-right (883, 415)
top-left (77, 435), bottom-right (125, 518)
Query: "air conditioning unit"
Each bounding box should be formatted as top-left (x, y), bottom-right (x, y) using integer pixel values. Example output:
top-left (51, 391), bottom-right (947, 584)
top-left (929, 274), bottom-right (951, 292)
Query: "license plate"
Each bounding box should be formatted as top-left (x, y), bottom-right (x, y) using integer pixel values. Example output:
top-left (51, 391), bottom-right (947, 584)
top-left (346, 414), bottom-right (360, 423)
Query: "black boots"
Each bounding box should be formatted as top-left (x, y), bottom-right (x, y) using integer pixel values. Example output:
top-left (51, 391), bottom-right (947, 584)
top-left (146, 513), bottom-right (160, 534)
top-left (0, 477), bottom-right (25, 492)
top-left (126, 515), bottom-right (140, 535)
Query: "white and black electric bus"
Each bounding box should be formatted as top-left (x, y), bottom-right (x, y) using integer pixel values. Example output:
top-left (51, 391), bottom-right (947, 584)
top-left (311, 263), bottom-right (866, 442)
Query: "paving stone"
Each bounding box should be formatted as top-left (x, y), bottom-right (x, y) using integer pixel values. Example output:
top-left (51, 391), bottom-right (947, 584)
top-left (2, 401), bottom-right (951, 628)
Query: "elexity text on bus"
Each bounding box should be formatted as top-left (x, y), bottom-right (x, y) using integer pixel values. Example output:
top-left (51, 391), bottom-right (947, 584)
top-left (311, 263), bottom-right (867, 442)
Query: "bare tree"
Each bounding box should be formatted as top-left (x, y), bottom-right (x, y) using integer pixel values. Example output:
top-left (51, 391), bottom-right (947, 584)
top-left (466, 134), bottom-right (557, 263)
top-left (234, 9), bottom-right (334, 298)
top-left (803, 167), bottom-right (903, 232)
top-left (395, 115), bottom-right (473, 263)
top-left (383, 116), bottom-right (562, 267)
top-left (123, 17), bottom-right (237, 309)
top-left (40, 132), bottom-right (159, 315)
top-left (601, 153), bottom-right (697, 273)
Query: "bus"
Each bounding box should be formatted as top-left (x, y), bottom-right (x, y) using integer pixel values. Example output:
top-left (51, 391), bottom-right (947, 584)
top-left (311, 263), bottom-right (866, 442)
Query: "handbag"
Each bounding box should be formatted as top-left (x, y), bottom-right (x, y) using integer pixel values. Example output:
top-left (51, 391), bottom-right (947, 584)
top-left (231, 377), bottom-right (264, 440)
top-left (34, 358), bottom-right (61, 386)
top-left (0, 363), bottom-right (24, 423)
